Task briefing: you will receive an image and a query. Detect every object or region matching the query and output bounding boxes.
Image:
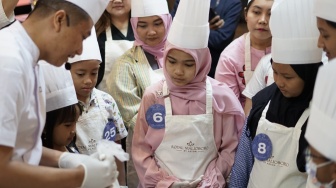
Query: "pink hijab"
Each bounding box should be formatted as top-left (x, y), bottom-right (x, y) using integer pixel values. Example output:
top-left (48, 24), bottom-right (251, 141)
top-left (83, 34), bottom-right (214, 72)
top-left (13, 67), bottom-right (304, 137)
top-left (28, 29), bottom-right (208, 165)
top-left (163, 42), bottom-right (244, 125)
top-left (130, 14), bottom-right (172, 68)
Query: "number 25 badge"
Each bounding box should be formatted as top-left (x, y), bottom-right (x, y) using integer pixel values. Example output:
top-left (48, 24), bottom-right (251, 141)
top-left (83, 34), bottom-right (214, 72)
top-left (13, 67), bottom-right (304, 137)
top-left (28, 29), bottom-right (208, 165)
top-left (252, 133), bottom-right (272, 161)
top-left (103, 118), bottom-right (116, 141)
top-left (146, 104), bottom-right (165, 129)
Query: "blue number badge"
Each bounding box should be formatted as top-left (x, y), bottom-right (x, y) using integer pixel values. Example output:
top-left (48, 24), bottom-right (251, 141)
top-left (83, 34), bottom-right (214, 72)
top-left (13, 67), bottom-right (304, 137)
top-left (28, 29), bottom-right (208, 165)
top-left (252, 133), bottom-right (272, 161)
top-left (146, 104), bottom-right (165, 129)
top-left (103, 118), bottom-right (116, 141)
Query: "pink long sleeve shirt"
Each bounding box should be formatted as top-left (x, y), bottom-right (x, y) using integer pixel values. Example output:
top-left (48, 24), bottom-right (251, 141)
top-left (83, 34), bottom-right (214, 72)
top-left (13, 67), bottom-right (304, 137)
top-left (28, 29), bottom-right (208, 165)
top-left (215, 34), bottom-right (271, 106)
top-left (132, 80), bottom-right (244, 188)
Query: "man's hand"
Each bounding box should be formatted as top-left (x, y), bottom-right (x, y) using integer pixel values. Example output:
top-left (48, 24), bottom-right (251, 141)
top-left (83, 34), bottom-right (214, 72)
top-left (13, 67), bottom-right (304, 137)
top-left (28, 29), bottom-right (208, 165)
top-left (209, 15), bottom-right (224, 30)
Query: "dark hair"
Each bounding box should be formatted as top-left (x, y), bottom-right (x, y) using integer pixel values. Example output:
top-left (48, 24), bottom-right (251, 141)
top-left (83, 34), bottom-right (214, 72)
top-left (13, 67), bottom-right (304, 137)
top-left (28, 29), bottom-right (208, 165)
top-left (246, 0), bottom-right (255, 12)
top-left (95, 10), bottom-right (132, 36)
top-left (326, 20), bottom-right (336, 29)
top-left (42, 103), bottom-right (83, 149)
top-left (29, 0), bottom-right (91, 26)
top-left (95, 10), bottom-right (111, 37)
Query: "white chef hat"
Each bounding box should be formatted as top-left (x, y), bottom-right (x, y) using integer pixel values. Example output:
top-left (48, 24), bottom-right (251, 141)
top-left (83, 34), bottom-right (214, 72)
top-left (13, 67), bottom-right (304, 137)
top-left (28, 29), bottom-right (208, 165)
top-left (270, 0), bottom-right (322, 64)
top-left (131, 0), bottom-right (169, 18)
top-left (68, 27), bottom-right (102, 64)
top-left (41, 61), bottom-right (78, 112)
top-left (305, 58), bottom-right (336, 161)
top-left (314, 0), bottom-right (336, 23)
top-left (65, 0), bottom-right (109, 24)
top-left (167, 0), bottom-right (210, 49)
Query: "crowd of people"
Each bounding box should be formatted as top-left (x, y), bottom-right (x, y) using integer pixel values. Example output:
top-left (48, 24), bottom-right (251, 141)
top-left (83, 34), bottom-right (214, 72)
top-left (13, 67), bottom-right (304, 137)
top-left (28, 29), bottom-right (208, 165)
top-left (0, 0), bottom-right (336, 187)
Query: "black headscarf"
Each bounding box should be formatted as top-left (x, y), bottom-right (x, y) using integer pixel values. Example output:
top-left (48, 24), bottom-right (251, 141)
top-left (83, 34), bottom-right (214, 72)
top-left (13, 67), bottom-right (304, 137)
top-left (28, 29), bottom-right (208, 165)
top-left (247, 60), bottom-right (322, 172)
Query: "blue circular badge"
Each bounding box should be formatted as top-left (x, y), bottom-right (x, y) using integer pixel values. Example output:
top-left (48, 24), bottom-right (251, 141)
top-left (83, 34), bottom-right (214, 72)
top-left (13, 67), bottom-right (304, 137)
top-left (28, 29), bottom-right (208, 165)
top-left (146, 104), bottom-right (165, 129)
top-left (252, 133), bottom-right (272, 161)
top-left (103, 118), bottom-right (116, 141)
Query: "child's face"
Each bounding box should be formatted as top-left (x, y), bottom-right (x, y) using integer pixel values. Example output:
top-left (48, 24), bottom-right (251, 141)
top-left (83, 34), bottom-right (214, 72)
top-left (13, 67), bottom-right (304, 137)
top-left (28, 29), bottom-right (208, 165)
top-left (52, 106), bottom-right (80, 149)
top-left (316, 17), bottom-right (336, 60)
top-left (307, 146), bottom-right (336, 184)
top-left (245, 0), bottom-right (273, 42)
top-left (70, 60), bottom-right (100, 102)
top-left (272, 62), bottom-right (304, 98)
top-left (136, 16), bottom-right (166, 47)
top-left (53, 121), bottom-right (76, 149)
top-left (165, 49), bottom-right (196, 86)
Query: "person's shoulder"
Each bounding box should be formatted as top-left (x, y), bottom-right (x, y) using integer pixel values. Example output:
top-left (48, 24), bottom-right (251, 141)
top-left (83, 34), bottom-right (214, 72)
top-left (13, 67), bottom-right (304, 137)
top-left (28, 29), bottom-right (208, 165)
top-left (113, 46), bottom-right (138, 65)
top-left (252, 83), bottom-right (277, 105)
top-left (141, 80), bottom-right (165, 102)
top-left (209, 78), bottom-right (243, 113)
top-left (0, 31), bottom-right (25, 67)
top-left (93, 88), bottom-right (116, 101)
top-left (219, 34), bottom-right (245, 64)
top-left (222, 34), bottom-right (245, 54)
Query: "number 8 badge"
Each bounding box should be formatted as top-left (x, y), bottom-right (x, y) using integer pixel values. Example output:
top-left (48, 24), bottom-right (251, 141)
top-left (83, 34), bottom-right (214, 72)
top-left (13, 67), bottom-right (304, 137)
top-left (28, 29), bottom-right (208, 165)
top-left (146, 104), bottom-right (165, 129)
top-left (252, 133), bottom-right (272, 161)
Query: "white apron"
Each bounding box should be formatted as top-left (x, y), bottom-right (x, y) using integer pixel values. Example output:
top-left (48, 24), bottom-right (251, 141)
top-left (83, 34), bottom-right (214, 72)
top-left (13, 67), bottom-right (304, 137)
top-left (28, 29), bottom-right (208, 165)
top-left (244, 32), bottom-right (254, 84)
top-left (75, 91), bottom-right (108, 155)
top-left (154, 79), bottom-right (218, 181)
top-left (75, 91), bottom-right (121, 187)
top-left (247, 101), bottom-right (309, 188)
top-left (98, 26), bottom-right (134, 92)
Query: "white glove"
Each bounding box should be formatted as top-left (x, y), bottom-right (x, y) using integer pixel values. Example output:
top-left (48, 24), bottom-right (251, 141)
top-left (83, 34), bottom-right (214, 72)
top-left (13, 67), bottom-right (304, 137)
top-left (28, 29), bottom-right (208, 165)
top-left (188, 175), bottom-right (203, 188)
top-left (58, 152), bottom-right (118, 188)
top-left (170, 181), bottom-right (191, 188)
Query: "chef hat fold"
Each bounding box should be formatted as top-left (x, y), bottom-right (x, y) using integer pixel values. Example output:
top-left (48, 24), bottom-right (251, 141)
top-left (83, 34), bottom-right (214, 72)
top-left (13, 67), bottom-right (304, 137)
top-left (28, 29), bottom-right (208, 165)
top-left (314, 0), bottom-right (336, 23)
top-left (305, 58), bottom-right (336, 161)
top-left (270, 0), bottom-right (322, 64)
top-left (167, 0), bottom-right (210, 49)
top-left (68, 27), bottom-right (102, 64)
top-left (131, 0), bottom-right (169, 18)
top-left (41, 61), bottom-right (78, 112)
top-left (65, 0), bottom-right (109, 24)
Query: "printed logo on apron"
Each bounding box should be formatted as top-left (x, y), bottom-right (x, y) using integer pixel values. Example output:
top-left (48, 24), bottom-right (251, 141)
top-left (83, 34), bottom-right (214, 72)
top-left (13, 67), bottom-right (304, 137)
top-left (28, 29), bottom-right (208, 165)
top-left (76, 91), bottom-right (110, 155)
top-left (247, 101), bottom-right (309, 188)
top-left (154, 79), bottom-right (218, 181)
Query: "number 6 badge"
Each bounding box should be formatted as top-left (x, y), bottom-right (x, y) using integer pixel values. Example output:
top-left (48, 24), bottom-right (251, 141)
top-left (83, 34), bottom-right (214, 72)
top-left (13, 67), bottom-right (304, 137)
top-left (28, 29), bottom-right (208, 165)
top-left (252, 133), bottom-right (272, 161)
top-left (146, 104), bottom-right (165, 129)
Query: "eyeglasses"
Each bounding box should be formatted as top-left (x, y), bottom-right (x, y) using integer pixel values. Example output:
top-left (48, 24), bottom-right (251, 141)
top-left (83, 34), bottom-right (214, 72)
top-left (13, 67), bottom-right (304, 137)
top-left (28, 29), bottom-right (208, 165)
top-left (305, 147), bottom-right (330, 164)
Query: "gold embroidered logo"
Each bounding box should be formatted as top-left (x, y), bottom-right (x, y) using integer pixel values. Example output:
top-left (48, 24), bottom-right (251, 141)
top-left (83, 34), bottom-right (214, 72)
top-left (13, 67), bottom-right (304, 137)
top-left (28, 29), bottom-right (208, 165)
top-left (171, 141), bottom-right (208, 153)
top-left (263, 156), bottom-right (289, 167)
